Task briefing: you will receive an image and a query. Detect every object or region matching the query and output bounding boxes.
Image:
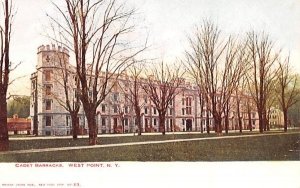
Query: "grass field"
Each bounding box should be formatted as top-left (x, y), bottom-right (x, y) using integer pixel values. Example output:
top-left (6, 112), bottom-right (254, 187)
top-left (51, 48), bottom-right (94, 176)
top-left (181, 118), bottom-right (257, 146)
top-left (1, 132), bottom-right (299, 162)
top-left (8, 131), bottom-right (267, 151)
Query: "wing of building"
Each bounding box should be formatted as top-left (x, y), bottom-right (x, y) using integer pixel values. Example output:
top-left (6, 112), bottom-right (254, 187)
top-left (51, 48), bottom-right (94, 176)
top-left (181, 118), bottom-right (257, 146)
top-left (30, 44), bottom-right (261, 136)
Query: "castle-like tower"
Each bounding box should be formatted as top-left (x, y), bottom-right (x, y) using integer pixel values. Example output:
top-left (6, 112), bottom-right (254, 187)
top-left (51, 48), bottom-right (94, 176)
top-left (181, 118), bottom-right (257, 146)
top-left (30, 44), bottom-right (82, 135)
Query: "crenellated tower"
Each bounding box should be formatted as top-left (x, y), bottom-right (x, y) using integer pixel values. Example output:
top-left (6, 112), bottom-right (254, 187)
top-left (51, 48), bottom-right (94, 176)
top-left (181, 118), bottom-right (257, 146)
top-left (30, 44), bottom-right (72, 136)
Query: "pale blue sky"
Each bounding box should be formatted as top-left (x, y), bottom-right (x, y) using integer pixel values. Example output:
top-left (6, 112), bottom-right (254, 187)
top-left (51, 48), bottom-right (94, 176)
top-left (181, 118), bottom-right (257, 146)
top-left (8, 0), bottom-right (300, 95)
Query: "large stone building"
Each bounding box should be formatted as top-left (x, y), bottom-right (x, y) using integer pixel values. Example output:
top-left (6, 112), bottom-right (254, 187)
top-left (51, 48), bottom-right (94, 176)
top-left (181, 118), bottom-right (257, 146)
top-left (30, 44), bottom-right (259, 135)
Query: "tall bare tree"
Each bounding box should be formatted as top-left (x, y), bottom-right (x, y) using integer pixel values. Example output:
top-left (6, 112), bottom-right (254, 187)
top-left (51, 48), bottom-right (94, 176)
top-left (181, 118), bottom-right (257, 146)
top-left (142, 62), bottom-right (183, 135)
top-left (275, 56), bottom-right (299, 132)
top-left (0, 0), bottom-right (13, 151)
top-left (119, 63), bottom-right (144, 135)
top-left (51, 46), bottom-right (81, 139)
top-left (50, 0), bottom-right (146, 145)
top-left (246, 32), bottom-right (280, 133)
top-left (185, 21), bottom-right (246, 134)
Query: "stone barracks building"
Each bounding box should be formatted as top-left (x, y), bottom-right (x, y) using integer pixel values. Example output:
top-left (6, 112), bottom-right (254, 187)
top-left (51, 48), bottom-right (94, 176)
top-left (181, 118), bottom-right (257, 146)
top-left (30, 44), bottom-right (259, 136)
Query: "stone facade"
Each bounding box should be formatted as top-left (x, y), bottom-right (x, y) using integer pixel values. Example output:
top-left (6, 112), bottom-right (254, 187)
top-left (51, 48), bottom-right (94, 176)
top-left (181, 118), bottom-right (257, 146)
top-left (30, 44), bottom-right (259, 135)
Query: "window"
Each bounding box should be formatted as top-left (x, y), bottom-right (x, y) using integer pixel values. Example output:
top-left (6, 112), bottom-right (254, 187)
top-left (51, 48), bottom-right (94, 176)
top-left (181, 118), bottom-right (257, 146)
top-left (134, 118), bottom-right (137, 125)
top-left (32, 80), bottom-right (36, 90)
top-left (124, 118), bottom-right (128, 126)
top-left (186, 107), bottom-right (192, 115)
top-left (44, 70), bottom-right (51, 81)
top-left (45, 100), bottom-right (52, 110)
top-left (125, 106), bottom-right (129, 114)
top-left (153, 118), bottom-right (157, 126)
top-left (144, 96), bottom-right (148, 103)
top-left (45, 85), bottom-right (51, 95)
top-left (252, 113), bottom-right (256, 118)
top-left (182, 108), bottom-right (185, 115)
top-left (101, 104), bottom-right (106, 113)
top-left (153, 107), bottom-right (157, 115)
top-left (101, 118), bottom-right (106, 127)
top-left (144, 107), bottom-right (148, 114)
top-left (182, 98), bottom-right (185, 105)
top-left (66, 116), bottom-right (70, 127)
top-left (186, 97), bottom-right (192, 115)
top-left (182, 119), bottom-right (185, 125)
top-left (88, 91), bottom-right (93, 98)
top-left (252, 120), bottom-right (255, 125)
top-left (186, 97), bottom-right (190, 106)
top-left (113, 93), bottom-right (119, 102)
top-left (169, 108), bottom-right (173, 115)
top-left (113, 105), bottom-right (118, 113)
top-left (169, 119), bottom-right (173, 126)
top-left (169, 99), bottom-right (173, 106)
top-left (46, 116), bottom-right (52, 126)
top-left (113, 118), bottom-right (118, 127)
top-left (74, 89), bottom-right (78, 99)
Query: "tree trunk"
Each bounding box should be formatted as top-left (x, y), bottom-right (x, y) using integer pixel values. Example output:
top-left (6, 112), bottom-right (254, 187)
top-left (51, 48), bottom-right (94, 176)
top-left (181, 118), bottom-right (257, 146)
top-left (136, 114), bottom-right (142, 136)
top-left (86, 111), bottom-right (97, 145)
top-left (283, 109), bottom-right (288, 132)
top-left (0, 94), bottom-right (9, 151)
top-left (225, 103), bottom-right (229, 134)
top-left (247, 105), bottom-right (252, 132)
top-left (200, 118), bottom-right (203, 133)
top-left (71, 114), bottom-right (79, 140)
top-left (206, 110), bottom-right (210, 134)
top-left (258, 109), bottom-right (264, 133)
top-left (266, 116), bottom-right (270, 131)
top-left (236, 101), bottom-right (242, 133)
top-left (158, 113), bottom-right (166, 135)
top-left (263, 109), bottom-right (267, 131)
top-left (214, 115), bottom-right (222, 134)
top-left (225, 115), bottom-right (229, 134)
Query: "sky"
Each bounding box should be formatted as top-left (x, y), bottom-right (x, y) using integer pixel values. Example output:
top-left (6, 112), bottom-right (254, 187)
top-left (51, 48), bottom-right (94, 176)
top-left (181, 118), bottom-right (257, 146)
top-left (6, 0), bottom-right (300, 96)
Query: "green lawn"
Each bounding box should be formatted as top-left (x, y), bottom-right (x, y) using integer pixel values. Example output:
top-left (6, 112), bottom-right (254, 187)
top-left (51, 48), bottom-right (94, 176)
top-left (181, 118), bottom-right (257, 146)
top-left (8, 131), bottom-right (262, 151)
top-left (1, 132), bottom-right (299, 162)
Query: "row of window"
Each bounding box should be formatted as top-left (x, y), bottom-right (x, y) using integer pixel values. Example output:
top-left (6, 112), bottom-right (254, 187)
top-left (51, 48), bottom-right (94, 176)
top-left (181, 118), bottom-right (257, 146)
top-left (44, 116), bottom-right (175, 127)
top-left (101, 117), bottom-right (175, 127)
top-left (44, 115), bottom-right (257, 128)
top-left (101, 104), bottom-right (130, 114)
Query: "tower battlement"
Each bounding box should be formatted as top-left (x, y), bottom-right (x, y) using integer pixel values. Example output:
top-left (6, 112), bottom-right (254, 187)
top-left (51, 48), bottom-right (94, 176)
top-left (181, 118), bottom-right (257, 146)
top-left (37, 44), bottom-right (69, 55)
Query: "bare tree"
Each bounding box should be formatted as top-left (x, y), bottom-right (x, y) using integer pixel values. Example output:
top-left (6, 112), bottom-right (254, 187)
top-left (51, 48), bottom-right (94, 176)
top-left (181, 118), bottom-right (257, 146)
top-left (275, 56), bottom-right (299, 132)
top-left (246, 31), bottom-right (280, 133)
top-left (51, 46), bottom-right (81, 139)
top-left (0, 0), bottom-right (13, 151)
top-left (119, 63), bottom-right (144, 135)
top-left (234, 76), bottom-right (249, 133)
top-left (185, 21), bottom-right (246, 134)
top-left (198, 91), bottom-right (205, 133)
top-left (50, 0), bottom-right (146, 145)
top-left (142, 62), bottom-right (183, 135)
